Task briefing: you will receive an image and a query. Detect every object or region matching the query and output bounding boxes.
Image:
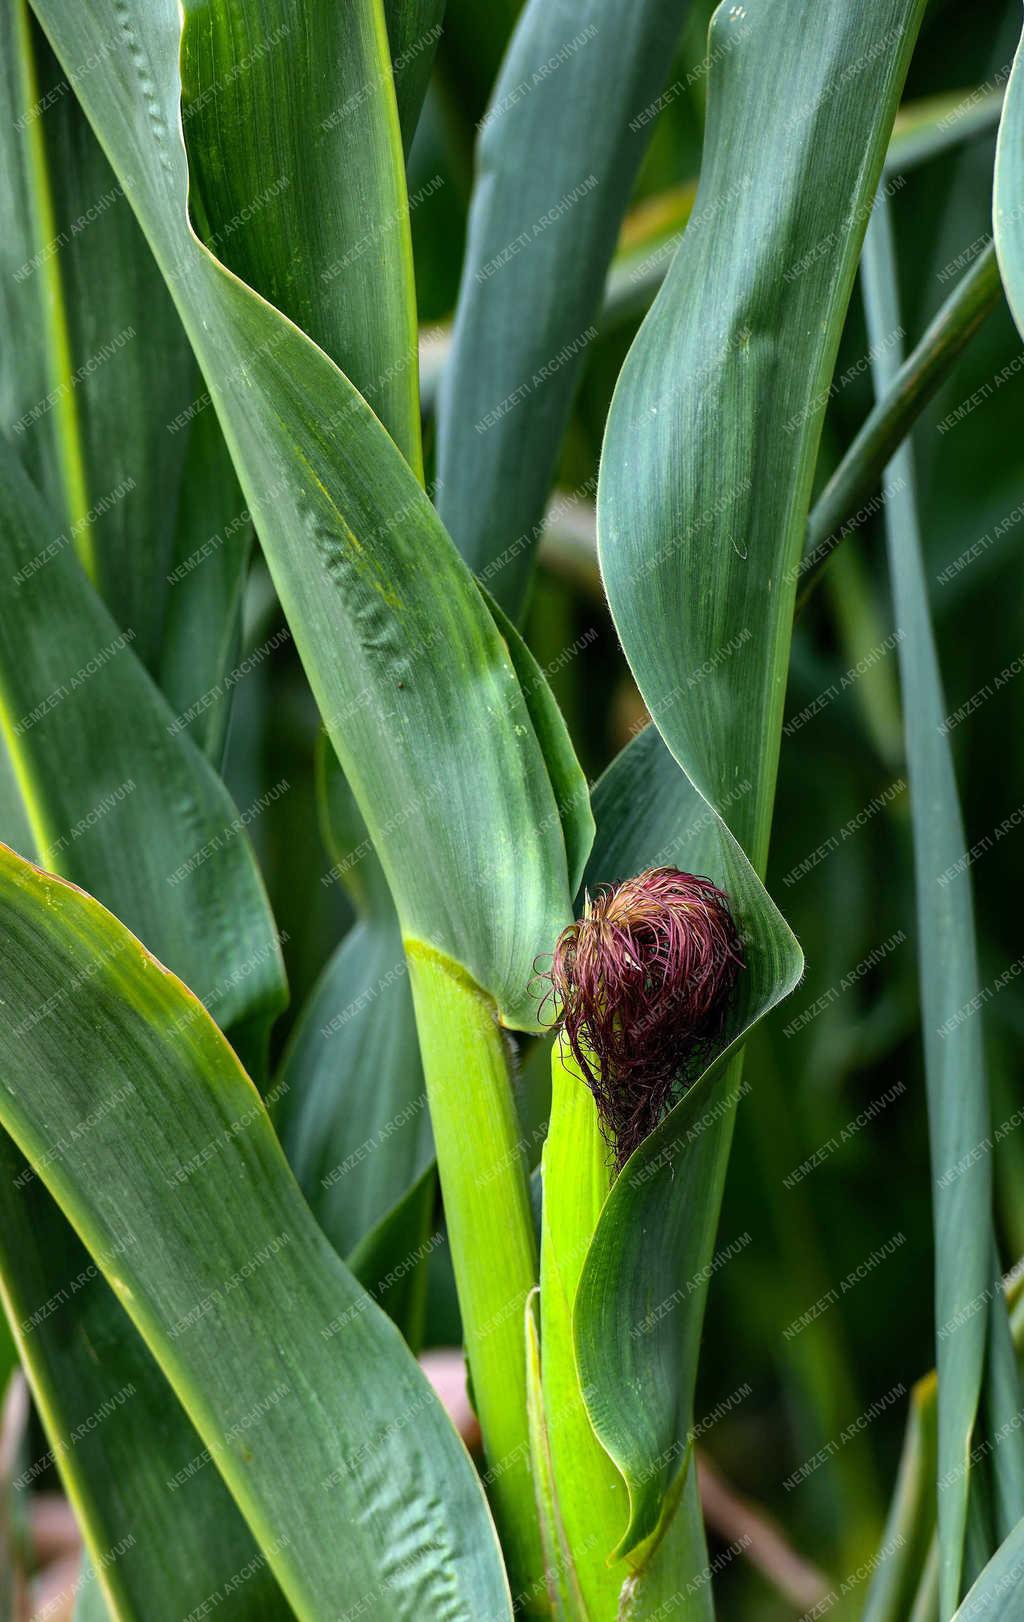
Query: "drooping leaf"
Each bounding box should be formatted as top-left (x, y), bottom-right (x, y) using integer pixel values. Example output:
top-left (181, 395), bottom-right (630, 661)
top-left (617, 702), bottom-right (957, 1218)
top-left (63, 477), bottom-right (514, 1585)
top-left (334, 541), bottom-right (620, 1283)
top-left (0, 425), bottom-right (289, 1617)
top-left (0, 1136), bottom-right (289, 1621)
top-left (0, 437), bottom-right (285, 1056)
top-left (0, 842), bottom-right (512, 1620)
top-left (29, 0), bottom-right (575, 1032)
top-left (436, 0), bottom-right (691, 615)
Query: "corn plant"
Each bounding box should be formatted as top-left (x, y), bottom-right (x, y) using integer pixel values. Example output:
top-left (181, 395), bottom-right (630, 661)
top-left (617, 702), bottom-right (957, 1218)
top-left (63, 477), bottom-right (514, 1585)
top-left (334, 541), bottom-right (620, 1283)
top-left (1, 0), bottom-right (1024, 1617)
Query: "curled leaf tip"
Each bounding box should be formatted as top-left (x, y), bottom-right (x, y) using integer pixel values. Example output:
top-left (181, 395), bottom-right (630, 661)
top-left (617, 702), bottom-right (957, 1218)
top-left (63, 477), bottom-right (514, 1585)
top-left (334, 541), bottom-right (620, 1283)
top-left (542, 867), bottom-right (745, 1169)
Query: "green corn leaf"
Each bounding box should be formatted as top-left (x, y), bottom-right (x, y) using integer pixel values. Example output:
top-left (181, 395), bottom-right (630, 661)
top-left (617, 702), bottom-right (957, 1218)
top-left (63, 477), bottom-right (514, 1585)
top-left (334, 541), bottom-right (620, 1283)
top-left (524, 1289), bottom-right (587, 1619)
top-left (995, 15), bottom-right (1024, 338)
top-left (887, 86), bottom-right (1004, 176)
top-left (0, 439), bottom-right (285, 1055)
top-left (0, 1137), bottom-right (289, 1621)
top-left (29, 0), bottom-right (575, 1033)
top-left (0, 0), bottom-right (196, 670)
top-left (863, 192), bottom-right (1024, 1613)
top-left (0, 434), bottom-right (289, 1616)
top-left (576, 0), bottom-right (927, 1571)
top-left (436, 0), bottom-right (691, 615)
top-left (159, 405), bottom-right (252, 764)
top-left (599, 0), bottom-right (926, 875)
top-left (0, 842), bottom-right (512, 1620)
top-left (345, 1164), bottom-right (437, 1348)
top-left (179, 0), bottom-right (421, 474)
top-left (0, 0), bottom-right (254, 757)
top-left (951, 1514), bottom-right (1024, 1620)
top-left (277, 739), bottom-right (434, 1277)
top-left (862, 1375), bottom-right (938, 1622)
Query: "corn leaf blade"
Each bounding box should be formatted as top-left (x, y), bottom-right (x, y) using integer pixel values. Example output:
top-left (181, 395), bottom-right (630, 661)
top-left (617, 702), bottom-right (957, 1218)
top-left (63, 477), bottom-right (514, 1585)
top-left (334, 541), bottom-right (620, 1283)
top-left (0, 843), bottom-right (512, 1620)
top-left (29, 0), bottom-right (575, 1031)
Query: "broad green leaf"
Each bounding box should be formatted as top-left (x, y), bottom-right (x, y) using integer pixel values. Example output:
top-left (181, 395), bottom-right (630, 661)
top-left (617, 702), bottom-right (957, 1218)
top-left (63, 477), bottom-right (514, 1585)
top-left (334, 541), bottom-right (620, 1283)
top-left (0, 843), bottom-right (512, 1620)
top-left (436, 0), bottom-right (691, 615)
top-left (599, 0), bottom-right (926, 873)
top-left (180, 0), bottom-right (420, 472)
top-left (0, 439), bottom-right (285, 1056)
top-left (0, 428), bottom-right (287, 1616)
top-left (29, 0), bottom-right (575, 1032)
top-left (995, 18), bottom-right (1024, 338)
top-left (581, 0), bottom-right (926, 1571)
top-left (0, 1136), bottom-right (288, 1621)
top-left (952, 1515), bottom-right (1024, 1620)
top-left (863, 194), bottom-right (1024, 1612)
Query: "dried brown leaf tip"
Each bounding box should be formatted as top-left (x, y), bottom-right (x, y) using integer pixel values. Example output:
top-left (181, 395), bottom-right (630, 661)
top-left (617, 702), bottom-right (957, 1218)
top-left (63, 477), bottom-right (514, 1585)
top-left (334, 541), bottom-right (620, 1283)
top-left (543, 867), bottom-right (745, 1170)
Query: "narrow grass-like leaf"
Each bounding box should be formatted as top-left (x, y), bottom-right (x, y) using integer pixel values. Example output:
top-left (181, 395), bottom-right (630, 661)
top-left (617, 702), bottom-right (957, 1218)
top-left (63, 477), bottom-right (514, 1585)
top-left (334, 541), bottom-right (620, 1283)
top-left (599, 0), bottom-right (926, 872)
top-left (437, 0), bottom-right (690, 614)
top-left (0, 843), bottom-right (512, 1620)
top-left (1, 0), bottom-right (255, 757)
top-left (863, 191), bottom-right (1024, 1613)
